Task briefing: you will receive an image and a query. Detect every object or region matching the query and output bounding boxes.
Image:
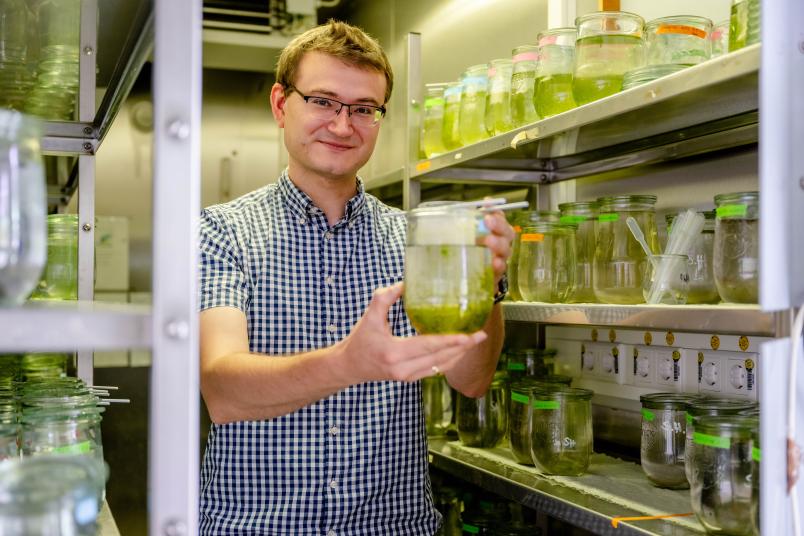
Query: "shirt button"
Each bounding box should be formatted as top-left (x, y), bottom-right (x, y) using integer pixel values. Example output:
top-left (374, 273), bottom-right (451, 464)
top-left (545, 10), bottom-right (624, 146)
top-left (327, 324), bottom-right (337, 333)
top-left (348, 220), bottom-right (356, 228)
top-left (330, 479), bottom-right (337, 489)
top-left (327, 531), bottom-right (336, 536)
top-left (329, 425), bottom-right (339, 435)
top-left (324, 276), bottom-right (333, 285)
top-left (324, 231), bottom-right (334, 240)
top-left (298, 217), bottom-right (306, 225)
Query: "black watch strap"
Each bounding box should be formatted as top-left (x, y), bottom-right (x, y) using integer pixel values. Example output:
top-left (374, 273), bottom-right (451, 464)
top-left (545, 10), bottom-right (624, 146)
top-left (493, 274), bottom-right (508, 304)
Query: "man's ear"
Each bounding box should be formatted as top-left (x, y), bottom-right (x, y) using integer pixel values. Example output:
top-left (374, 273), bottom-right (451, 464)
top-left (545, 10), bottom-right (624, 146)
top-left (270, 83), bottom-right (287, 128)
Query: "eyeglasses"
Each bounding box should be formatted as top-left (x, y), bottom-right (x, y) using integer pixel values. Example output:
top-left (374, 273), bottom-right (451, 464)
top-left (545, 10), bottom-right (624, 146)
top-left (286, 85), bottom-right (386, 127)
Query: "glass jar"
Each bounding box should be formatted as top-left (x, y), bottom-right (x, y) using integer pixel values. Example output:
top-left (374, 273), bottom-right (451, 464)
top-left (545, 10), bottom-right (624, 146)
top-left (508, 210), bottom-right (559, 301)
top-left (685, 398), bottom-right (758, 485)
top-left (508, 380), bottom-right (538, 464)
top-left (640, 393), bottom-right (701, 489)
top-left (621, 64), bottom-right (686, 90)
top-left (510, 45), bottom-right (539, 127)
top-left (422, 374), bottom-right (453, 436)
top-left (457, 373), bottom-right (507, 448)
top-left (421, 83), bottom-right (448, 158)
top-left (645, 16), bottom-right (712, 66)
top-left (458, 64), bottom-right (490, 146)
top-left (404, 205), bottom-right (494, 334)
top-left (442, 81), bottom-right (463, 151)
top-left (666, 211), bottom-right (719, 304)
top-left (713, 191), bottom-right (758, 303)
top-left (531, 374), bottom-right (572, 388)
top-left (486, 59), bottom-right (514, 136)
top-left (529, 386), bottom-right (593, 475)
top-left (0, 0), bottom-right (35, 111)
top-left (642, 254), bottom-right (690, 305)
top-left (689, 415), bottom-right (758, 536)
top-left (711, 19), bottom-right (730, 57)
top-left (21, 353), bottom-right (68, 380)
top-left (535, 28), bottom-right (577, 118)
top-left (729, 0), bottom-right (749, 52)
top-left (517, 222), bottom-right (577, 303)
top-left (0, 111), bottom-right (46, 306)
top-left (32, 214), bottom-right (79, 300)
top-left (505, 348), bottom-right (556, 380)
top-left (593, 195), bottom-right (659, 304)
top-left (746, 0), bottom-right (760, 46)
top-left (20, 407), bottom-right (104, 461)
top-left (573, 11), bottom-right (645, 106)
top-left (0, 422), bottom-right (19, 461)
top-left (559, 201), bottom-right (598, 303)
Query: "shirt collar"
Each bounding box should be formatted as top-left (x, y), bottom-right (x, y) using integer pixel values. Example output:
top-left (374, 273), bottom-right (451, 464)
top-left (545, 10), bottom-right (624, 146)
top-left (278, 169), bottom-right (368, 227)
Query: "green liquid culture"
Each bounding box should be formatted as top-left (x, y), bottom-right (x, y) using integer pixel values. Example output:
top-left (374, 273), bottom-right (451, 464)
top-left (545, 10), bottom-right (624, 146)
top-left (572, 34), bottom-right (644, 105)
top-left (442, 100), bottom-right (462, 150)
top-left (486, 97), bottom-right (513, 136)
top-left (729, 0), bottom-right (749, 52)
top-left (510, 72), bottom-right (538, 127)
top-left (535, 73), bottom-right (576, 118)
top-left (458, 92), bottom-right (489, 146)
top-left (421, 113), bottom-right (446, 158)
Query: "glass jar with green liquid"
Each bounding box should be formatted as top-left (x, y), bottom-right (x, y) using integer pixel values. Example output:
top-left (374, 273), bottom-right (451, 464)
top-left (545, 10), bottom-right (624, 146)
top-left (572, 11), bottom-right (645, 106)
top-left (32, 214), bottom-right (78, 300)
top-left (485, 59), bottom-right (513, 136)
top-left (458, 64), bottom-right (490, 146)
top-left (420, 83), bottom-right (448, 158)
top-left (442, 81), bottom-right (463, 151)
top-left (510, 45), bottom-right (539, 127)
top-left (535, 28), bottom-right (577, 118)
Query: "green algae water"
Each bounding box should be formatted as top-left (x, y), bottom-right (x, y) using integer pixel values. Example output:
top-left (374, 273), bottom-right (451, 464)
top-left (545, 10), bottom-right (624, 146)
top-left (572, 34), bottom-right (644, 105)
top-left (535, 73), bottom-right (576, 118)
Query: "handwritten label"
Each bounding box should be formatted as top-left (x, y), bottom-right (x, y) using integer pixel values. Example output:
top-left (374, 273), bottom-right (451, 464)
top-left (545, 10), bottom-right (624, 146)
top-left (511, 392), bottom-right (530, 404)
top-left (656, 24), bottom-right (707, 39)
top-left (598, 213), bottom-right (619, 223)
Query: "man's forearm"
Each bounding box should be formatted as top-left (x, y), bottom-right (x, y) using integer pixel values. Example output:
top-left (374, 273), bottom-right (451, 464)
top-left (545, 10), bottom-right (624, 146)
top-left (444, 304), bottom-right (504, 398)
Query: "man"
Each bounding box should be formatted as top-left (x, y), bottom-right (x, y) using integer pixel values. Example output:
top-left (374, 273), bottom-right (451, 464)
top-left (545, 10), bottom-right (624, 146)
top-left (199, 20), bottom-right (514, 534)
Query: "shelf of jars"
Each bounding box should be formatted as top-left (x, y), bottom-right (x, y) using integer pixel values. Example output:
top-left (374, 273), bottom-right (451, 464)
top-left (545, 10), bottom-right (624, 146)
top-left (428, 438), bottom-right (704, 536)
top-left (411, 44), bottom-right (759, 183)
top-left (502, 302), bottom-right (777, 337)
top-left (0, 301), bottom-right (152, 353)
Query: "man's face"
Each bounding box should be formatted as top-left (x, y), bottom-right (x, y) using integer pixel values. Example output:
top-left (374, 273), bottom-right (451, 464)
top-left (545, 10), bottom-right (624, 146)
top-left (271, 52), bottom-right (387, 183)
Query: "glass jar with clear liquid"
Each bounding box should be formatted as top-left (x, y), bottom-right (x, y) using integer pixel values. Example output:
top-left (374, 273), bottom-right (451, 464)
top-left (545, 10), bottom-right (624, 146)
top-left (458, 64), bottom-right (490, 146)
top-left (421, 83), bottom-right (448, 158)
top-left (593, 195), bottom-right (659, 304)
top-left (508, 380), bottom-right (542, 465)
top-left (442, 81), bottom-right (462, 151)
top-left (713, 191), bottom-right (758, 303)
top-left (517, 222), bottom-right (577, 303)
top-left (729, 0), bottom-right (759, 51)
top-left (529, 386), bottom-right (594, 476)
top-left (421, 374), bottom-right (453, 436)
top-left (510, 45), bottom-right (539, 127)
top-left (535, 28), bottom-right (577, 118)
top-left (404, 205), bottom-right (494, 334)
top-left (559, 201), bottom-right (598, 303)
top-left (0, 110), bottom-right (46, 305)
top-left (711, 20), bottom-right (730, 57)
top-left (457, 372), bottom-right (507, 448)
top-left (640, 393), bottom-right (701, 489)
top-left (645, 15), bottom-right (712, 66)
top-left (508, 210), bottom-right (558, 301)
top-left (486, 59), bottom-right (513, 136)
top-left (573, 11), bottom-right (645, 106)
top-left (689, 415), bottom-right (758, 536)
top-left (666, 211), bottom-right (719, 304)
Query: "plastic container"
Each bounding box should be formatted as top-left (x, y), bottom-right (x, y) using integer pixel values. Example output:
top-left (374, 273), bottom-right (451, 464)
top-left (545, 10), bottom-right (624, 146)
top-left (573, 11), bottom-right (645, 105)
top-left (645, 15), bottom-right (713, 66)
top-left (713, 191), bottom-right (758, 303)
top-left (529, 386), bottom-right (593, 475)
top-left (32, 214), bottom-right (79, 300)
top-left (404, 205), bottom-right (495, 334)
top-left (457, 373), bottom-right (507, 448)
top-left (689, 415), bottom-right (758, 536)
top-left (420, 83), bottom-right (448, 158)
top-left (642, 254), bottom-right (690, 305)
top-left (559, 201), bottom-right (598, 303)
top-left (711, 20), bottom-right (730, 57)
top-left (517, 222), bottom-right (577, 303)
top-left (639, 393), bottom-right (701, 489)
top-left (442, 81), bottom-right (463, 151)
top-left (422, 374), bottom-right (453, 436)
top-left (508, 210), bottom-right (559, 301)
top-left (458, 64), bottom-right (490, 146)
top-left (510, 45), bottom-right (539, 127)
top-left (0, 111), bottom-right (46, 305)
top-left (621, 64), bottom-right (686, 90)
top-left (666, 211), bottom-right (719, 304)
top-left (535, 28), bottom-right (577, 118)
top-left (593, 195), bottom-right (659, 304)
top-left (486, 59), bottom-right (514, 136)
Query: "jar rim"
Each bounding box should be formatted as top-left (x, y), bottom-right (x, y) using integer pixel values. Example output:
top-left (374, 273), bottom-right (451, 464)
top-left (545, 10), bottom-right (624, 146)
top-left (575, 10), bottom-right (645, 27)
top-left (521, 222), bottom-right (573, 233)
top-left (597, 194), bottom-right (657, 207)
top-left (532, 386), bottom-right (593, 399)
top-left (640, 392), bottom-right (702, 409)
top-left (688, 398), bottom-right (757, 415)
top-left (558, 201), bottom-right (599, 212)
top-left (714, 191), bottom-right (759, 204)
top-left (694, 414), bottom-right (758, 435)
top-left (645, 15), bottom-right (713, 30)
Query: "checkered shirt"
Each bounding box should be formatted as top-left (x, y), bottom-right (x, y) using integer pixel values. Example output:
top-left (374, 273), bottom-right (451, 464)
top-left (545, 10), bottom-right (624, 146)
top-left (198, 171), bottom-right (439, 535)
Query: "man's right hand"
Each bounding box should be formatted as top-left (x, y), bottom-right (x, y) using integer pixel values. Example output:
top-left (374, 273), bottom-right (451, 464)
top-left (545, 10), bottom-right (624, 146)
top-left (330, 283), bottom-right (487, 385)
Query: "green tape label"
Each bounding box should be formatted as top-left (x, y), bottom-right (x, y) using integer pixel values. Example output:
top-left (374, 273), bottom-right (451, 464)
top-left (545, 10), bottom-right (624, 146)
top-left (507, 362), bottom-right (526, 371)
top-left (560, 215), bottom-right (589, 225)
top-left (462, 524), bottom-right (480, 534)
top-left (686, 412), bottom-right (692, 425)
top-left (511, 392), bottom-right (529, 404)
top-left (425, 97), bottom-right (445, 109)
top-left (52, 440), bottom-right (92, 455)
top-left (642, 408), bottom-right (656, 422)
top-left (752, 446), bottom-right (761, 462)
top-left (716, 204), bottom-right (748, 219)
top-left (598, 213), bottom-right (619, 223)
top-left (533, 400), bottom-right (560, 410)
top-left (694, 432), bottom-right (731, 449)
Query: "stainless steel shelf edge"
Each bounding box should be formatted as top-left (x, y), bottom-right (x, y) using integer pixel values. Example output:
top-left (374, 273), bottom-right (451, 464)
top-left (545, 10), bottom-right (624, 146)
top-left (503, 302), bottom-right (776, 336)
top-left (0, 302), bottom-right (151, 352)
top-left (412, 45), bottom-right (760, 180)
top-left (429, 438), bottom-right (705, 536)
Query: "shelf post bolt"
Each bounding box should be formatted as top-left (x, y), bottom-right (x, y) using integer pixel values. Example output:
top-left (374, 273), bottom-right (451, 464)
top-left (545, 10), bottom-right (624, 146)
top-left (82, 223), bottom-right (92, 232)
top-left (162, 519), bottom-right (187, 536)
top-left (799, 177), bottom-right (804, 190)
top-left (82, 142), bottom-right (92, 152)
top-left (83, 46), bottom-right (93, 56)
top-left (167, 119), bottom-right (190, 140)
top-left (164, 319), bottom-right (190, 340)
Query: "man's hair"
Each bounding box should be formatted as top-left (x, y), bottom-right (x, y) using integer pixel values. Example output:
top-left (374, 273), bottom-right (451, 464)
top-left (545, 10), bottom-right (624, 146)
top-left (275, 19), bottom-right (393, 104)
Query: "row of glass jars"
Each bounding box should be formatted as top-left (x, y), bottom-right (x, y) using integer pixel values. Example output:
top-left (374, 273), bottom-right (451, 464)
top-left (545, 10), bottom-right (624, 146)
top-left (508, 191), bottom-right (759, 305)
top-left (420, 10), bottom-right (746, 158)
top-left (639, 394), bottom-right (759, 535)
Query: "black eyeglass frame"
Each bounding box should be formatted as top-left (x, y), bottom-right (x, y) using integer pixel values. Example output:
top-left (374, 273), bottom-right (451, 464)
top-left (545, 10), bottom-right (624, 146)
top-left (285, 85), bottom-right (387, 124)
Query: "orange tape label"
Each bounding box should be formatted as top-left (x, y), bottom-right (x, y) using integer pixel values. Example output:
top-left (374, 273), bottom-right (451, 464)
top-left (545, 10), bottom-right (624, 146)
top-left (415, 160), bottom-right (432, 172)
top-left (657, 24), bottom-right (707, 39)
top-left (521, 233), bottom-right (544, 242)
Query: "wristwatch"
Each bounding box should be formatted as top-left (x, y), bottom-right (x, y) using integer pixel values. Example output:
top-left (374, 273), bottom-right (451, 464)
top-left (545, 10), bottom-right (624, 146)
top-left (493, 274), bottom-right (508, 304)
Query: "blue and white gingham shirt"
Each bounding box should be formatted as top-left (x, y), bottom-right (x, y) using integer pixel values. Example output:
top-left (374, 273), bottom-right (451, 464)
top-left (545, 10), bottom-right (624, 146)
top-left (198, 171), bottom-right (440, 535)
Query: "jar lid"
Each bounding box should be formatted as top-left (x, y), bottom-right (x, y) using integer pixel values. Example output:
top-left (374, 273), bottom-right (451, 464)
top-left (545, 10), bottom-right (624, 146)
top-left (714, 191), bottom-right (759, 205)
top-left (597, 195), bottom-right (658, 209)
top-left (645, 15), bottom-right (713, 32)
top-left (687, 397), bottom-right (757, 416)
top-left (640, 392), bottom-right (701, 410)
top-left (558, 201), bottom-right (599, 213)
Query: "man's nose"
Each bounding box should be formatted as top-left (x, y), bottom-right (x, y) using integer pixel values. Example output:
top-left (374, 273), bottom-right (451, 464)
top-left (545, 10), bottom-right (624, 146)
top-left (328, 106), bottom-right (354, 135)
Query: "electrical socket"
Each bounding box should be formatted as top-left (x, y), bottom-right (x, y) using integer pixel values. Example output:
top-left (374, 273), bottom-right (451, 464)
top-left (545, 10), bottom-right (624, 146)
top-left (696, 351), bottom-right (722, 394)
top-left (632, 345), bottom-right (654, 387)
top-left (597, 344), bottom-right (627, 384)
top-left (724, 352), bottom-right (759, 400)
top-left (655, 348), bottom-right (685, 391)
top-left (580, 342), bottom-right (598, 377)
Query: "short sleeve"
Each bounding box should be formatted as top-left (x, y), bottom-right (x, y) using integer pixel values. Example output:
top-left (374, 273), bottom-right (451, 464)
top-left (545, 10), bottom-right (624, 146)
top-left (199, 208), bottom-right (250, 313)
